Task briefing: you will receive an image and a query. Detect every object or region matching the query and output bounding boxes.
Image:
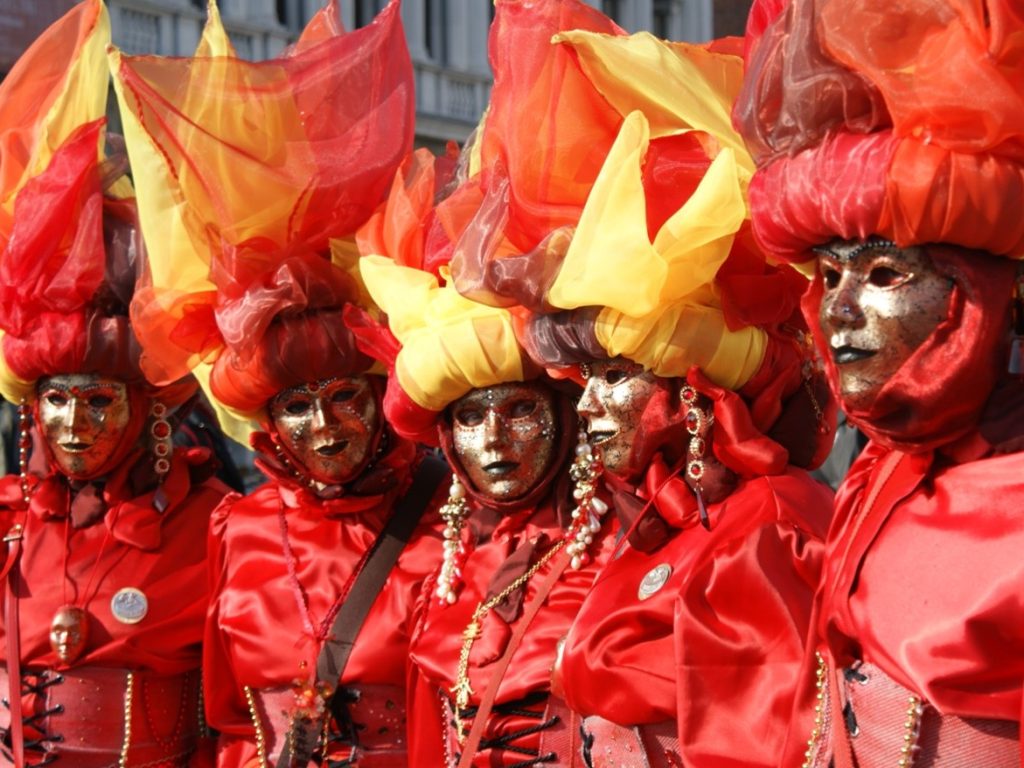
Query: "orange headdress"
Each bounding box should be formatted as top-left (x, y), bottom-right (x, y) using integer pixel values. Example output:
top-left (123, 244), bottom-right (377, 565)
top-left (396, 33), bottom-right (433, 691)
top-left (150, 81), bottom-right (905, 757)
top-left (112, 1), bottom-right (413, 441)
top-left (736, 0), bottom-right (1024, 263)
top-left (0, 1), bottom-right (190, 406)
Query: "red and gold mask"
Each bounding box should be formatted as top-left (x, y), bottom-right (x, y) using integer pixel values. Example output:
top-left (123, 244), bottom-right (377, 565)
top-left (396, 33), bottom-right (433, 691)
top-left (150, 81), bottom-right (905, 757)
top-left (817, 240), bottom-right (953, 413)
top-left (37, 374), bottom-right (132, 480)
top-left (450, 382), bottom-right (557, 502)
top-left (269, 375), bottom-right (380, 486)
top-left (577, 359), bottom-right (660, 481)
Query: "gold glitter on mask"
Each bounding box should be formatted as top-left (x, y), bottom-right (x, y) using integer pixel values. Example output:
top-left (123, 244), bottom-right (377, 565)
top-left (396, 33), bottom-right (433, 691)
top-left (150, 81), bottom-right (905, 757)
top-left (577, 359), bottom-right (659, 480)
top-left (269, 375), bottom-right (380, 485)
top-left (450, 382), bottom-right (557, 502)
top-left (817, 239), bottom-right (952, 412)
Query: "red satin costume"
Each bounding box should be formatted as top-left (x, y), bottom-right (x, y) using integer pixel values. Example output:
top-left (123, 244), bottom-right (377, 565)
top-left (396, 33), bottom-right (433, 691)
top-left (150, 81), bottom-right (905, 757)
top-left (406, 394), bottom-right (616, 767)
top-left (557, 371), bottom-right (833, 768)
top-left (204, 430), bottom-right (445, 768)
top-left (0, 448), bottom-right (224, 767)
top-left (735, 1), bottom-right (1024, 764)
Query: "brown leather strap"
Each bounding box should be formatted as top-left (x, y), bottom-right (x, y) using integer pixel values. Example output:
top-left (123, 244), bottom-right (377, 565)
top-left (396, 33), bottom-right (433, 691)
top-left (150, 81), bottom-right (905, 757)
top-left (3, 520), bottom-right (26, 768)
top-left (456, 546), bottom-right (572, 768)
top-left (277, 455), bottom-right (447, 768)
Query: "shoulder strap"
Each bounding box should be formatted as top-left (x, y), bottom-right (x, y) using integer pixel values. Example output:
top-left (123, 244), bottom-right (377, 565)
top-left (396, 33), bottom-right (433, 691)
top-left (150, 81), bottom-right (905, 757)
top-left (2, 516), bottom-right (27, 768)
top-left (277, 455), bottom-right (447, 768)
top-left (456, 546), bottom-right (573, 768)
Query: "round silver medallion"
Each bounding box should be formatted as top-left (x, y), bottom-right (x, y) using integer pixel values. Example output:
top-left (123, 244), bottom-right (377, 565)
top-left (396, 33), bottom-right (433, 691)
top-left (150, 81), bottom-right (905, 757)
top-left (110, 587), bottom-right (148, 625)
top-left (638, 564), bottom-right (672, 601)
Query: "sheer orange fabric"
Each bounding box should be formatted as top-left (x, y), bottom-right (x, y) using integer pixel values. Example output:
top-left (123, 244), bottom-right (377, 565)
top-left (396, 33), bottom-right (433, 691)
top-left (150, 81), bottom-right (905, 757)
top-left (113, 1), bottom-right (413, 419)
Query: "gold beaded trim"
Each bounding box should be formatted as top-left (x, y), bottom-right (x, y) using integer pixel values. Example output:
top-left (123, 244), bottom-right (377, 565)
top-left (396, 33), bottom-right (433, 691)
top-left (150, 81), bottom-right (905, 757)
top-left (450, 537), bottom-right (567, 742)
top-left (119, 671), bottom-right (135, 768)
top-left (898, 694), bottom-right (923, 767)
top-left (802, 652), bottom-right (827, 768)
top-left (244, 685), bottom-right (269, 768)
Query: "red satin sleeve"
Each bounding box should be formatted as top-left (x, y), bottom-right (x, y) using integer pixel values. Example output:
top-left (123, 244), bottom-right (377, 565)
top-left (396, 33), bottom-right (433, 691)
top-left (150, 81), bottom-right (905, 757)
top-left (675, 514), bottom-right (826, 767)
top-left (834, 447), bottom-right (1024, 720)
top-left (560, 467), bottom-right (831, 744)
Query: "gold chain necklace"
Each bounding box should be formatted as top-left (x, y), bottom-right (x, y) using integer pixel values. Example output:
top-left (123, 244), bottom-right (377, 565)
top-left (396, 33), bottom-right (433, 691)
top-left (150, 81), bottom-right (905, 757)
top-left (450, 537), bottom-right (568, 742)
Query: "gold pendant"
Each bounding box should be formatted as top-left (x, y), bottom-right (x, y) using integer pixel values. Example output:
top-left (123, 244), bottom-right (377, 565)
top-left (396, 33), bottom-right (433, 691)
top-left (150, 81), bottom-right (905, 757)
top-left (49, 604), bottom-right (88, 664)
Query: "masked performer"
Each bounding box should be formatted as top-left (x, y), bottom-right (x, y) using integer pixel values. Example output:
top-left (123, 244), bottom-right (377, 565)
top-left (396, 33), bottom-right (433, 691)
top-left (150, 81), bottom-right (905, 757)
top-left (0, 3), bottom-right (228, 766)
top-left (465, 25), bottom-right (836, 768)
top-left (112, 3), bottom-right (445, 766)
top-left (735, 0), bottom-right (1024, 764)
top-left (356, 6), bottom-right (630, 765)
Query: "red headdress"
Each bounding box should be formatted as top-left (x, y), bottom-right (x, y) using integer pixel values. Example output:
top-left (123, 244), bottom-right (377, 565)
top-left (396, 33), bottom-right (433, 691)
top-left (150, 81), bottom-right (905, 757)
top-left (111, 0), bottom-right (414, 442)
top-left (0, 0), bottom-right (192, 409)
top-left (735, 0), bottom-right (1023, 452)
top-left (357, 0), bottom-right (621, 448)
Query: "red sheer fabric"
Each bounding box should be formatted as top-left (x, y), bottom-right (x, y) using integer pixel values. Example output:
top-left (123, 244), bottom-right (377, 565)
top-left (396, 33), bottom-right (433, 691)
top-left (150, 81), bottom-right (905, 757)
top-left (558, 462), bottom-right (831, 766)
top-left (0, 0), bottom-right (103, 245)
top-left (440, 0), bottom-right (625, 308)
top-left (203, 445), bottom-right (445, 767)
top-left (117, 0), bottom-right (412, 401)
top-left (0, 121), bottom-right (150, 386)
top-left (737, 0), bottom-right (1024, 260)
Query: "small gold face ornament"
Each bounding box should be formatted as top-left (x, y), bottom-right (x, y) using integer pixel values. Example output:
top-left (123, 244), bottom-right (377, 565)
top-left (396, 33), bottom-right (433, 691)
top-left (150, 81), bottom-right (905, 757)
top-left (270, 376), bottom-right (380, 486)
top-left (577, 360), bottom-right (659, 481)
top-left (37, 374), bottom-right (132, 480)
top-left (817, 240), bottom-right (953, 412)
top-left (49, 605), bottom-right (88, 665)
top-left (450, 382), bottom-right (557, 502)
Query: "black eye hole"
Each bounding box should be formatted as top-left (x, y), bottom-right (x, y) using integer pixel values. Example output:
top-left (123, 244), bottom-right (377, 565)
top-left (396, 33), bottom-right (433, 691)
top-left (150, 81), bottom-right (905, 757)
top-left (822, 267), bottom-right (841, 290)
top-left (283, 399), bottom-right (311, 416)
top-left (44, 392), bottom-right (68, 407)
top-left (509, 400), bottom-right (537, 418)
top-left (330, 388), bottom-right (357, 404)
top-left (604, 367), bottom-right (629, 385)
top-left (868, 266), bottom-right (907, 288)
top-left (455, 408), bottom-right (484, 427)
top-left (88, 395), bottom-right (114, 408)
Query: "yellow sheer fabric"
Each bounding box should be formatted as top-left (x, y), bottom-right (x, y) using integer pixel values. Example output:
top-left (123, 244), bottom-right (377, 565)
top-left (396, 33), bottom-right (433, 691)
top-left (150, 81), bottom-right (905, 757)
top-left (0, 0), bottom-right (109, 245)
top-left (195, 0), bottom-right (237, 58)
top-left (546, 33), bottom-right (765, 388)
top-left (360, 256), bottom-right (526, 412)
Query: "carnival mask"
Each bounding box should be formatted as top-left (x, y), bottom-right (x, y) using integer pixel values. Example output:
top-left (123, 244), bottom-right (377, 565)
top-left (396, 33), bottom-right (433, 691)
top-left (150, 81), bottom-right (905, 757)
top-left (37, 374), bottom-right (132, 480)
top-left (577, 360), bottom-right (660, 480)
top-left (49, 604), bottom-right (88, 665)
top-left (450, 382), bottom-right (557, 502)
top-left (270, 376), bottom-right (380, 486)
top-left (817, 239), bottom-right (953, 412)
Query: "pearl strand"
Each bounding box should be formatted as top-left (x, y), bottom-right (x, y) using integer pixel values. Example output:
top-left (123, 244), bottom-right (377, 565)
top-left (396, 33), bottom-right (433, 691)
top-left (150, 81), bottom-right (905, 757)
top-left (435, 475), bottom-right (469, 605)
top-left (566, 431), bottom-right (607, 570)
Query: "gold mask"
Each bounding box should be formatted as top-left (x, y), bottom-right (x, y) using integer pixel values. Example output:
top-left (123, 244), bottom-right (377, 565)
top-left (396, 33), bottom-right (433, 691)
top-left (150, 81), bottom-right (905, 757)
top-left (450, 382), bottom-right (557, 502)
top-left (37, 374), bottom-right (132, 480)
top-left (270, 376), bottom-right (380, 486)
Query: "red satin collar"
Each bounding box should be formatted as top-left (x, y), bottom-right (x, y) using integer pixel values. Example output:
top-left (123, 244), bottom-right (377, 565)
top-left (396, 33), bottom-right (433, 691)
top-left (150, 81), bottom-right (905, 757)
top-left (251, 428), bottom-right (417, 517)
top-left (26, 447), bottom-right (208, 550)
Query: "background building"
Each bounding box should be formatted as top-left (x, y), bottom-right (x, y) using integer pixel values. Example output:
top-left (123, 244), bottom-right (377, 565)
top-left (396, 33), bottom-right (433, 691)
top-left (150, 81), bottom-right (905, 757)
top-left (1, 0), bottom-right (754, 149)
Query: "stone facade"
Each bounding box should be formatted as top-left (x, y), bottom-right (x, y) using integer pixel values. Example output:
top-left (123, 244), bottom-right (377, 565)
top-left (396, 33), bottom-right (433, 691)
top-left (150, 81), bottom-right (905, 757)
top-left (2, 0), bottom-right (751, 148)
